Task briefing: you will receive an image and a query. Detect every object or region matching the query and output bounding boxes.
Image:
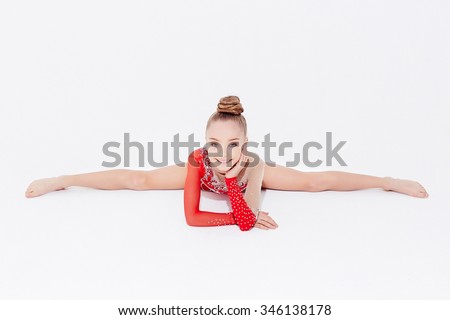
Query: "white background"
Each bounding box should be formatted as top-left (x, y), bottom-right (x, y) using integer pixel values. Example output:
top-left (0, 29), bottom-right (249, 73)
top-left (0, 0), bottom-right (449, 299)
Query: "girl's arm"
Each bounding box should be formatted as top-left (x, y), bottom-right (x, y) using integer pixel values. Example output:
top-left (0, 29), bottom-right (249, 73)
top-left (225, 176), bottom-right (257, 231)
top-left (183, 151), bottom-right (237, 227)
top-left (224, 158), bottom-right (268, 231)
top-left (243, 159), bottom-right (265, 211)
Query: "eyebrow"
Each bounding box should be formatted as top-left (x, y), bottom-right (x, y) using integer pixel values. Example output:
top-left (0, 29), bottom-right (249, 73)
top-left (209, 138), bottom-right (240, 142)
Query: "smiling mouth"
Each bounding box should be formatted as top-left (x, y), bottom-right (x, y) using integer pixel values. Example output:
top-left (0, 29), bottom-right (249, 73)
top-left (216, 159), bottom-right (231, 164)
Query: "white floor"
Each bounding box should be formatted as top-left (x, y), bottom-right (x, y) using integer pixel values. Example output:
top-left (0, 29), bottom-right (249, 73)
top-left (1, 173), bottom-right (449, 299)
top-left (1, 0), bottom-right (449, 299)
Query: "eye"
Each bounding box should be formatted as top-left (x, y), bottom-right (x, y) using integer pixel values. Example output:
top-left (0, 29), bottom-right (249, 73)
top-left (229, 142), bottom-right (239, 148)
top-left (209, 142), bottom-right (218, 147)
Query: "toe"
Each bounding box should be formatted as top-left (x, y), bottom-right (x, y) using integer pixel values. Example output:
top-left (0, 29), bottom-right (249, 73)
top-left (415, 191), bottom-right (425, 198)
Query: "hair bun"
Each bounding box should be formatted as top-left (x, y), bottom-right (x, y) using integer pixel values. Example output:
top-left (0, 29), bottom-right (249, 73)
top-left (217, 96), bottom-right (244, 115)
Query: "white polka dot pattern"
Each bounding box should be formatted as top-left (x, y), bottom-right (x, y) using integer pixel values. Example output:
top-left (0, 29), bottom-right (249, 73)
top-left (225, 176), bottom-right (257, 231)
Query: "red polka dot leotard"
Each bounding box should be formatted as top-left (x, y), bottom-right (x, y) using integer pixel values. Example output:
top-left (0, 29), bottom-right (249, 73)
top-left (183, 147), bottom-right (258, 231)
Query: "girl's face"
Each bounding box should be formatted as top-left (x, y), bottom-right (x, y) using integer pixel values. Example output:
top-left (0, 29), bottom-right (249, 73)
top-left (205, 120), bottom-right (247, 174)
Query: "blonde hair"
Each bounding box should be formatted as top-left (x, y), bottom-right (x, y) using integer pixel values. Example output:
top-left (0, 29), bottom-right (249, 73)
top-left (206, 95), bottom-right (247, 136)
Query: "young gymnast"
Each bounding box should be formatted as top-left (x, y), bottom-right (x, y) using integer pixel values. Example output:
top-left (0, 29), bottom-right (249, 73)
top-left (25, 95), bottom-right (429, 231)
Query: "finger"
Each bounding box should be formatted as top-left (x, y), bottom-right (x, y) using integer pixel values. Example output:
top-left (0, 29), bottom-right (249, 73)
top-left (258, 212), bottom-right (277, 226)
top-left (261, 216), bottom-right (278, 228)
top-left (242, 154), bottom-right (248, 166)
top-left (255, 223), bottom-right (269, 230)
top-left (258, 219), bottom-right (276, 229)
top-left (266, 216), bottom-right (278, 227)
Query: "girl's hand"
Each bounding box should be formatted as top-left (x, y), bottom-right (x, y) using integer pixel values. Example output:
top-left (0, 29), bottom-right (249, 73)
top-left (225, 152), bottom-right (249, 179)
top-left (254, 211), bottom-right (279, 230)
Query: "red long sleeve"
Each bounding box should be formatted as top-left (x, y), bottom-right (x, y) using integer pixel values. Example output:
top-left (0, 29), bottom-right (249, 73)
top-left (225, 176), bottom-right (257, 231)
top-left (184, 151), bottom-right (237, 227)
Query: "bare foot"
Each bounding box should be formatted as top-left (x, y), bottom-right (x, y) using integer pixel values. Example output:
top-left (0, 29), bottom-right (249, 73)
top-left (383, 177), bottom-right (429, 198)
top-left (25, 176), bottom-right (66, 198)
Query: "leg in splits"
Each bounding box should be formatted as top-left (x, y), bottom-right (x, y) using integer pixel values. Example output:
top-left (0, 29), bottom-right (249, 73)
top-left (25, 164), bottom-right (188, 198)
top-left (261, 163), bottom-right (428, 197)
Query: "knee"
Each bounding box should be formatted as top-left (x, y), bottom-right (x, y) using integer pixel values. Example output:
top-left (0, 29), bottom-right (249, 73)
top-left (307, 173), bottom-right (334, 192)
top-left (127, 171), bottom-right (149, 190)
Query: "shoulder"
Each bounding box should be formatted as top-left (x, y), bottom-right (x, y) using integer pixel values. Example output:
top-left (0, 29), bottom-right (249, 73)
top-left (189, 147), bottom-right (204, 162)
top-left (188, 148), bottom-right (206, 171)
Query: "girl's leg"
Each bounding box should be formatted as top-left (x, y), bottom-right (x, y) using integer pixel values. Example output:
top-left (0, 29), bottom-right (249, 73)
top-left (25, 163), bottom-right (188, 198)
top-left (261, 163), bottom-right (333, 191)
top-left (261, 163), bottom-right (428, 198)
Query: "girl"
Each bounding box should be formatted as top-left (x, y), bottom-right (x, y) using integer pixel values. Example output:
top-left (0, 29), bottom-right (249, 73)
top-left (25, 96), bottom-right (429, 231)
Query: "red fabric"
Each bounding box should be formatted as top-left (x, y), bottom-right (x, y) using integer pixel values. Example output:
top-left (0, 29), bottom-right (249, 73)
top-left (225, 176), bottom-right (258, 231)
top-left (183, 148), bottom-right (257, 231)
top-left (196, 147), bottom-right (248, 194)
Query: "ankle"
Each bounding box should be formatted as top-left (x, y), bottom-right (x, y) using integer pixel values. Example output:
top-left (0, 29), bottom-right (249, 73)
top-left (57, 175), bottom-right (71, 188)
top-left (382, 176), bottom-right (395, 191)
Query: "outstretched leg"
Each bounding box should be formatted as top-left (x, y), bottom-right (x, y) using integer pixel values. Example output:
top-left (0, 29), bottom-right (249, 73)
top-left (261, 163), bottom-right (428, 198)
top-left (262, 163), bottom-right (327, 191)
top-left (25, 163), bottom-right (188, 198)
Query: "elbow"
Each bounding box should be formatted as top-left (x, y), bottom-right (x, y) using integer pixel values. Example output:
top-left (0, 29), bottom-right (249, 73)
top-left (185, 218), bottom-right (196, 227)
top-left (238, 224), bottom-right (254, 231)
top-left (184, 211), bottom-right (199, 227)
top-left (236, 219), bottom-right (255, 231)
top-left (184, 215), bottom-right (194, 227)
